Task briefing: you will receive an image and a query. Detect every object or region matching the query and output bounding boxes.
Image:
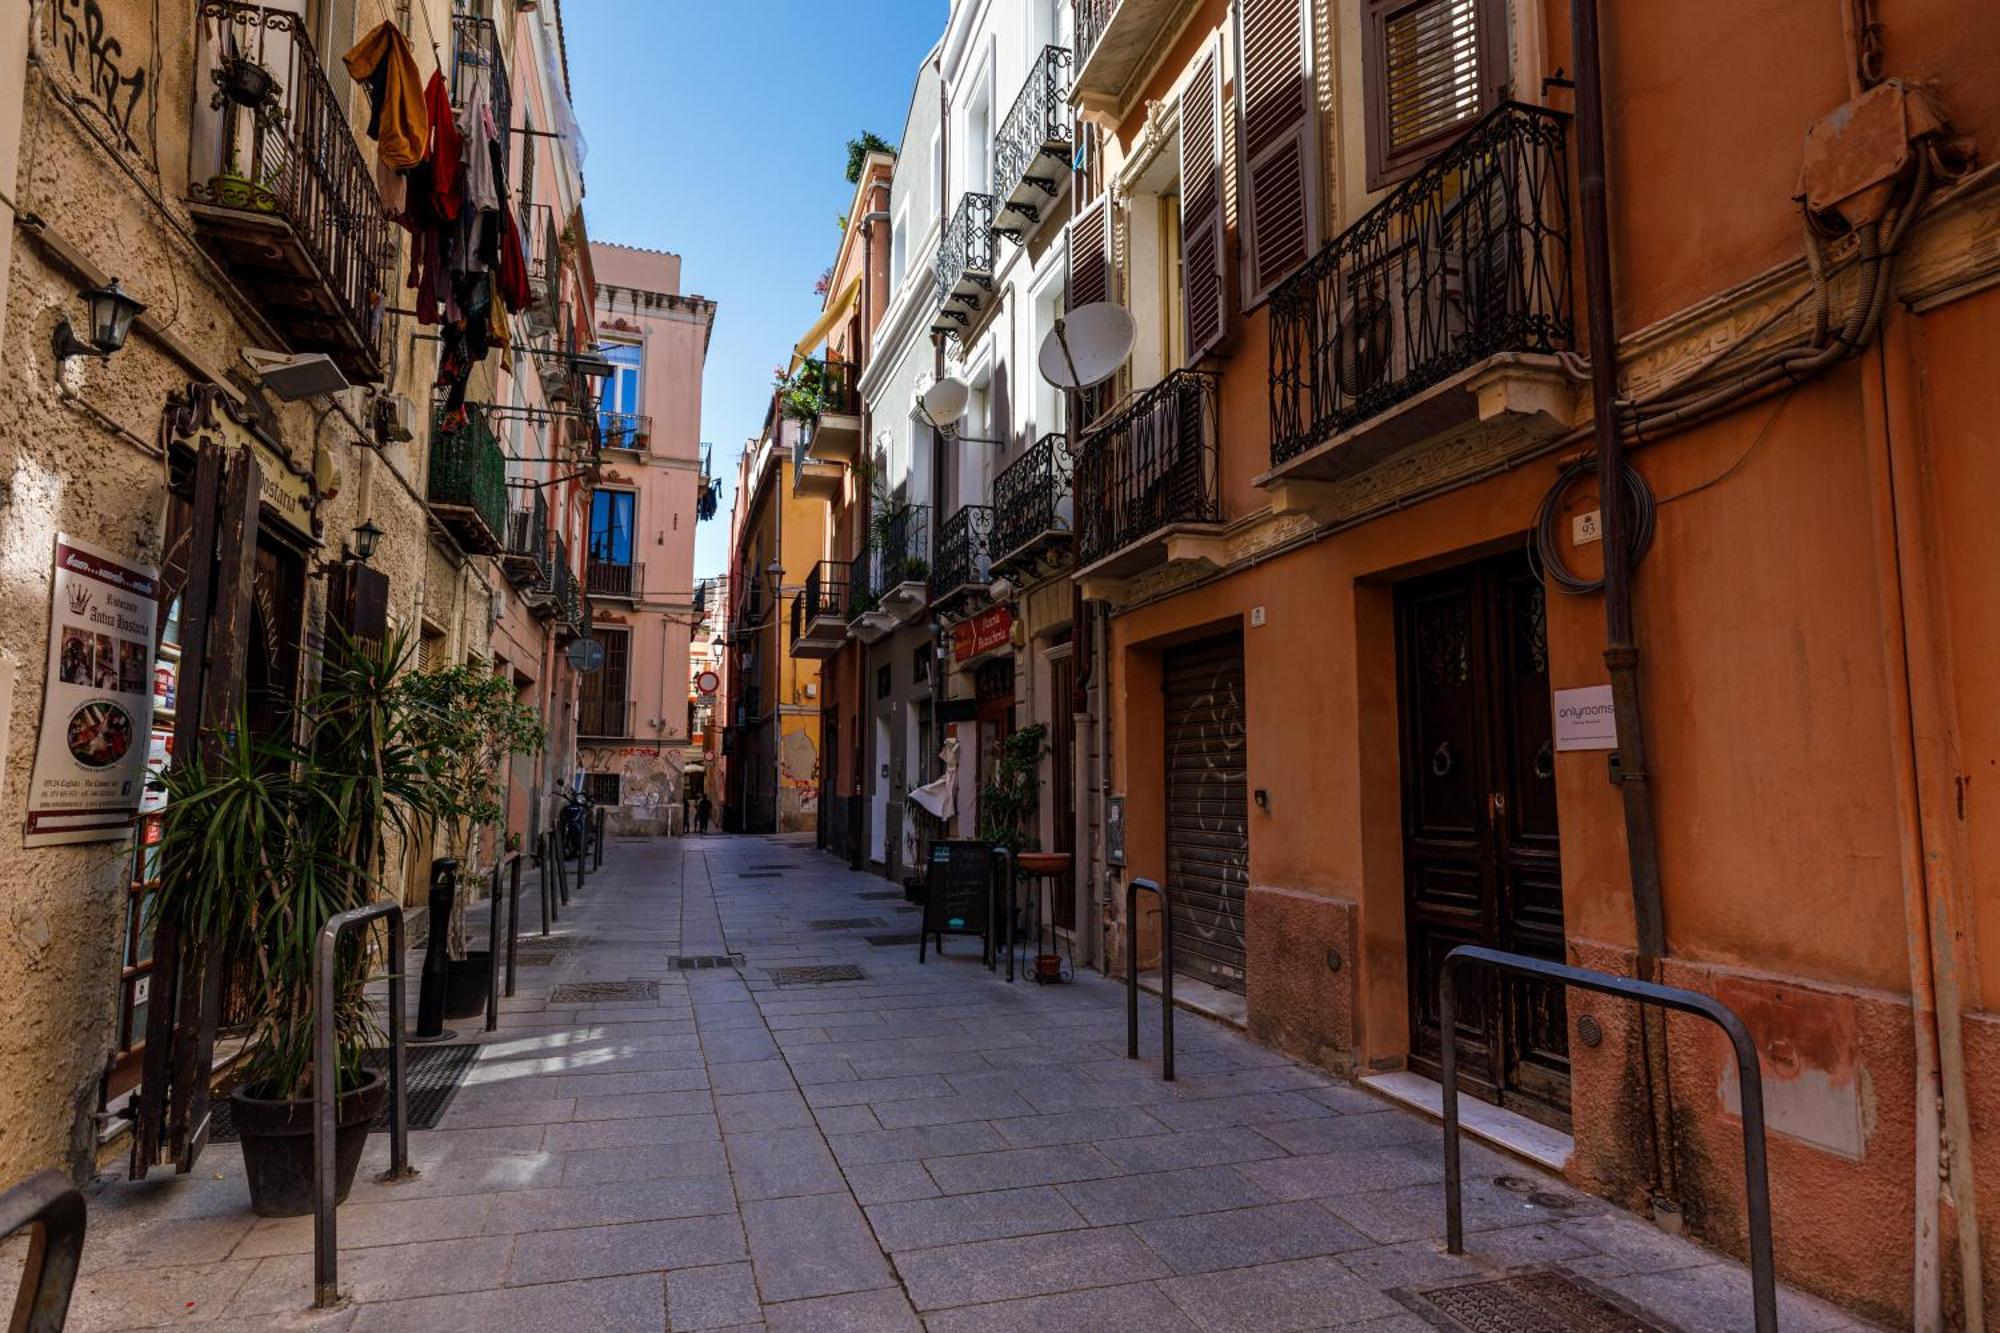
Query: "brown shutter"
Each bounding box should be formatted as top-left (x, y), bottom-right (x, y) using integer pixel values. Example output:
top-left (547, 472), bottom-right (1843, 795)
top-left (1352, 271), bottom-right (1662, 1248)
top-left (1363, 0), bottom-right (1507, 187)
top-left (1180, 38), bottom-right (1227, 362)
top-left (1066, 191), bottom-right (1115, 422)
top-left (1236, 0), bottom-right (1318, 305)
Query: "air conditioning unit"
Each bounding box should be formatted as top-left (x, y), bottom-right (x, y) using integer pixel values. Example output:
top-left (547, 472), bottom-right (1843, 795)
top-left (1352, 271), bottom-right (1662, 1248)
top-left (374, 392), bottom-right (417, 443)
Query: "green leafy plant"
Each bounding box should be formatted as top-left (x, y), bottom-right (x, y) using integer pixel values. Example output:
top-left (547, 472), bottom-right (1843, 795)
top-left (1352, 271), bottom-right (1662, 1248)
top-left (152, 628), bottom-right (438, 1102)
top-left (774, 359), bottom-right (827, 424)
top-left (844, 131), bottom-right (895, 183)
top-left (979, 724), bottom-right (1047, 854)
top-left (401, 662), bottom-right (545, 953)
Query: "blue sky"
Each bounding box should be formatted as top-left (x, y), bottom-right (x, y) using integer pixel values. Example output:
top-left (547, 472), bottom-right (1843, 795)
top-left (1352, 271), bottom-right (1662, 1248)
top-left (564, 0), bottom-right (947, 583)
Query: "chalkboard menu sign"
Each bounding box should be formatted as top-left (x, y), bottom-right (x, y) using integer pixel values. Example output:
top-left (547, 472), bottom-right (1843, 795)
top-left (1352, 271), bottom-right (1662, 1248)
top-left (921, 839), bottom-right (993, 962)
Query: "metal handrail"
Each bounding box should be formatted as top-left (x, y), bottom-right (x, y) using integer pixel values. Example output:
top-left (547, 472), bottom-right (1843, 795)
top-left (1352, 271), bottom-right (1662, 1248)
top-left (1439, 946), bottom-right (1774, 1333)
top-left (1123, 877), bottom-right (1175, 1081)
top-left (2, 1170), bottom-right (85, 1333)
top-left (314, 902), bottom-right (413, 1307)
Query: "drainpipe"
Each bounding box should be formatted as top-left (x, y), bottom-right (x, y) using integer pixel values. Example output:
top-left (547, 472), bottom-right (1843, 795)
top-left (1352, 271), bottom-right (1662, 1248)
top-left (1569, 0), bottom-right (1680, 1211)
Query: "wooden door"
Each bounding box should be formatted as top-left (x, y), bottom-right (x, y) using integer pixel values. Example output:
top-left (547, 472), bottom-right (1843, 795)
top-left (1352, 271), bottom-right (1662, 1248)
top-left (1397, 550), bottom-right (1569, 1126)
top-left (1163, 633), bottom-right (1249, 994)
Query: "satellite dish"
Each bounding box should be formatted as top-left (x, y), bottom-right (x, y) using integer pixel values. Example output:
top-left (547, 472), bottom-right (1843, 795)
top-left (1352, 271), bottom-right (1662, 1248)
top-left (921, 376), bottom-right (970, 428)
top-left (566, 638), bottom-right (606, 673)
top-left (1037, 302), bottom-right (1134, 390)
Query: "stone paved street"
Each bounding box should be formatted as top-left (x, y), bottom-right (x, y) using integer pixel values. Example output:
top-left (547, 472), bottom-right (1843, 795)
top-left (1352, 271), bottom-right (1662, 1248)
top-left (34, 837), bottom-right (1875, 1331)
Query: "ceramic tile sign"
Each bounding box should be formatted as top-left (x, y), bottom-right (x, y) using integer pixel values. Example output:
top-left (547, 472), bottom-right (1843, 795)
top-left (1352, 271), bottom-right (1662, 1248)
top-left (1552, 684), bottom-right (1618, 751)
top-left (24, 535), bottom-right (161, 846)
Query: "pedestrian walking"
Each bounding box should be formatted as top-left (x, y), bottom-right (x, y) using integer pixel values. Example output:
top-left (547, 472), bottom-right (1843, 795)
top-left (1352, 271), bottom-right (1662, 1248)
top-left (696, 794), bottom-right (712, 835)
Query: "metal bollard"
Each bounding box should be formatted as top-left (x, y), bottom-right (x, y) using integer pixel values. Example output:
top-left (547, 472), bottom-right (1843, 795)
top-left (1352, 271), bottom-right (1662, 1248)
top-left (505, 853), bottom-right (522, 997)
top-left (412, 859), bottom-right (457, 1042)
top-left (1124, 878), bottom-right (1174, 1081)
top-left (594, 806), bottom-right (605, 870)
top-left (485, 860), bottom-right (502, 1032)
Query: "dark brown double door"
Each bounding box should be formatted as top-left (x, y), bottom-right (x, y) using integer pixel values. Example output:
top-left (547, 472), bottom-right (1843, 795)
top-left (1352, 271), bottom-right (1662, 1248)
top-left (1397, 550), bottom-right (1570, 1127)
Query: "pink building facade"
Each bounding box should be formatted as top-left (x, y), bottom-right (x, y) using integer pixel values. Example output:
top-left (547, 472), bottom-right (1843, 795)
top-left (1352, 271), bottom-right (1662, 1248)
top-left (577, 243), bottom-right (715, 832)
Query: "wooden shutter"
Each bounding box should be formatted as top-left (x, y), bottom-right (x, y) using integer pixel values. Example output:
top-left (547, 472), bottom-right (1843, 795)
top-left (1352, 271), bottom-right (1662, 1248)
top-left (1364, 0), bottom-right (1507, 187)
top-left (1236, 0), bottom-right (1318, 305)
top-left (1066, 191), bottom-right (1115, 422)
top-left (1180, 38), bottom-right (1227, 362)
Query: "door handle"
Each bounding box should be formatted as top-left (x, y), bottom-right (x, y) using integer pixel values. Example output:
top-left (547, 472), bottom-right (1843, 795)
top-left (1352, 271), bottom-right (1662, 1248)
top-left (1488, 792), bottom-right (1505, 824)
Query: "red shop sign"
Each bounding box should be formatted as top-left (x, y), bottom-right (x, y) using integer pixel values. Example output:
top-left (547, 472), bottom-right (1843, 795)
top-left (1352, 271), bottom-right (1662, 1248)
top-left (952, 606), bottom-right (1013, 663)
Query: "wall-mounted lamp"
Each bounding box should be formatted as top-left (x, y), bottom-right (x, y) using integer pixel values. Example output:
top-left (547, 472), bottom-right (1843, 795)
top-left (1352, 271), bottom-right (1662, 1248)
top-left (52, 279), bottom-right (145, 364)
top-left (351, 519), bottom-right (384, 565)
top-left (765, 558), bottom-right (785, 597)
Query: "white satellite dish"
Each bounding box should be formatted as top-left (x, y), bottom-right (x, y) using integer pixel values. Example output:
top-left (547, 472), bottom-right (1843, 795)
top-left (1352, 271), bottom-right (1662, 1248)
top-left (1037, 302), bottom-right (1134, 390)
top-left (921, 376), bottom-right (970, 428)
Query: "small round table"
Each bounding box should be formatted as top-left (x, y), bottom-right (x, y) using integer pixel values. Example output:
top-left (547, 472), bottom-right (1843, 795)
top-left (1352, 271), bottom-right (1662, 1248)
top-left (1013, 852), bottom-right (1074, 984)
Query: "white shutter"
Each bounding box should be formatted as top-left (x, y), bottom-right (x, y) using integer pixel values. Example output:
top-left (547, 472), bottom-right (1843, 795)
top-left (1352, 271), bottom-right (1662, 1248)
top-left (1180, 38), bottom-right (1227, 361)
top-left (1236, 0), bottom-right (1318, 305)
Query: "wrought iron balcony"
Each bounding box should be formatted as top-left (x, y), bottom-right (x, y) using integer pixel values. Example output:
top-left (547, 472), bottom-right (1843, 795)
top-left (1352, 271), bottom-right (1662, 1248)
top-left (790, 561), bottom-right (849, 659)
top-left (187, 2), bottom-right (390, 383)
top-left (1267, 103), bottom-right (1575, 480)
top-left (502, 492), bottom-right (550, 589)
top-left (427, 402), bottom-right (509, 555)
top-left (992, 433), bottom-right (1075, 578)
top-left (597, 410), bottom-right (652, 451)
top-left (587, 558), bottom-right (642, 600)
top-left (1074, 369), bottom-right (1221, 572)
top-left (931, 194), bottom-right (998, 341)
top-left (931, 505), bottom-right (995, 615)
top-left (522, 202), bottom-right (561, 335)
top-left (577, 697), bottom-right (629, 739)
top-left (993, 47), bottom-right (1075, 246)
top-left (554, 560), bottom-right (581, 628)
top-left (448, 13), bottom-right (512, 165)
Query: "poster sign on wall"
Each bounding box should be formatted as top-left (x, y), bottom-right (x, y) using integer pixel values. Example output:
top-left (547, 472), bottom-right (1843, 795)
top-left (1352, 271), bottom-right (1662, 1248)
top-left (23, 535), bottom-right (161, 846)
top-left (952, 606), bottom-right (1013, 663)
top-left (1553, 684), bottom-right (1619, 751)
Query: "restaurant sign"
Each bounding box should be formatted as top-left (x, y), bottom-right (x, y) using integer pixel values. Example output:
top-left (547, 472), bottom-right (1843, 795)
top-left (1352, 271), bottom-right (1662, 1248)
top-left (162, 383), bottom-right (320, 539)
top-left (23, 535), bottom-right (161, 846)
top-left (952, 606), bottom-right (1013, 663)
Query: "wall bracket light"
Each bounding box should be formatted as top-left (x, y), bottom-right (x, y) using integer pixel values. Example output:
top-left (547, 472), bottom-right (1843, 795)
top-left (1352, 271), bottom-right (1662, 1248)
top-left (52, 279), bottom-right (145, 364)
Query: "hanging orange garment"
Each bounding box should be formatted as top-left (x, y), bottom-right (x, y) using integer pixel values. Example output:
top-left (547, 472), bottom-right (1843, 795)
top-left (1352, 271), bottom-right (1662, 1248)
top-left (342, 22), bottom-right (428, 170)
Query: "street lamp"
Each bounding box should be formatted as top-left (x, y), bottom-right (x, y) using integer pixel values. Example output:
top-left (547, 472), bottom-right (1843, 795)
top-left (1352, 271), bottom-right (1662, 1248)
top-left (352, 519), bottom-right (384, 564)
top-left (53, 278), bottom-right (145, 364)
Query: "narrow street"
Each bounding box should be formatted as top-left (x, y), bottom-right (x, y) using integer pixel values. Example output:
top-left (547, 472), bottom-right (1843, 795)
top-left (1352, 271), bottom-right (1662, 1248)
top-left (41, 839), bottom-right (1868, 1332)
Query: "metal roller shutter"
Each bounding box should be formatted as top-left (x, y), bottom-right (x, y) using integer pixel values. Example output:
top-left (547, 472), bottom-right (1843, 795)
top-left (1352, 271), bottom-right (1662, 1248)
top-left (1163, 632), bottom-right (1248, 993)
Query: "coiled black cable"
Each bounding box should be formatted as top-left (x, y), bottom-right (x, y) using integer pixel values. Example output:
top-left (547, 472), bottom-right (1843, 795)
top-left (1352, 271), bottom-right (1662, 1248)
top-left (1532, 456), bottom-right (1656, 594)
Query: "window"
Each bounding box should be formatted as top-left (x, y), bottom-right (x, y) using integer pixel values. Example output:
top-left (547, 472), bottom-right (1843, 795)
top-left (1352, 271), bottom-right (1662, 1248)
top-left (1363, 0), bottom-right (1507, 187)
top-left (597, 341), bottom-right (642, 436)
top-left (590, 490), bottom-right (635, 565)
top-left (913, 646), bottom-right (929, 684)
top-left (582, 773), bottom-right (621, 805)
top-left (877, 664), bottom-right (893, 700)
top-left (577, 628), bottom-right (630, 737)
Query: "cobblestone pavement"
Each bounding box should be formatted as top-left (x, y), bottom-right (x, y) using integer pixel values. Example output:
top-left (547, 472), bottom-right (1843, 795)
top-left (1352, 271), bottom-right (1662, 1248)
top-left (31, 835), bottom-right (1874, 1331)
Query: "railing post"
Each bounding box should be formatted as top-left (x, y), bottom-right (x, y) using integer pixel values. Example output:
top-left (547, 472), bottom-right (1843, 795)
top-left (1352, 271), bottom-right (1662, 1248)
top-left (1123, 878), bottom-right (1174, 1080)
top-left (505, 853), bottom-right (522, 997)
top-left (314, 903), bottom-right (411, 1308)
top-left (485, 860), bottom-right (502, 1032)
top-left (2, 1170), bottom-right (86, 1333)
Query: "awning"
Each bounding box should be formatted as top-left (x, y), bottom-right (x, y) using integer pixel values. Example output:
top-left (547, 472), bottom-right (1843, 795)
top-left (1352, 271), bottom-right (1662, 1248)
top-left (790, 276), bottom-right (860, 372)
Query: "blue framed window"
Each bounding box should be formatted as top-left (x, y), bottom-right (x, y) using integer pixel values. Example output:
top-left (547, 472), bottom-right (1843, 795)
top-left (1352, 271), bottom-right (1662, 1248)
top-left (598, 342), bottom-right (642, 444)
top-left (590, 490), bottom-right (635, 565)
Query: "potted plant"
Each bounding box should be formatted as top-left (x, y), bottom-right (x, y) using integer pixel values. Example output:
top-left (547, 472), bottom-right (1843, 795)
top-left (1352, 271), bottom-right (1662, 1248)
top-left (900, 556), bottom-right (930, 583)
top-left (402, 663), bottom-right (544, 1019)
top-left (774, 361), bottom-right (826, 424)
top-left (153, 628), bottom-right (437, 1217)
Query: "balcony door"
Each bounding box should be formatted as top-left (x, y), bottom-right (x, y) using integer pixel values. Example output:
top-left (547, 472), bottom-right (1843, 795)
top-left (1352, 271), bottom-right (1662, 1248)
top-left (1396, 549), bottom-right (1569, 1127)
top-left (590, 489), bottom-right (635, 565)
top-left (577, 627), bottom-right (630, 739)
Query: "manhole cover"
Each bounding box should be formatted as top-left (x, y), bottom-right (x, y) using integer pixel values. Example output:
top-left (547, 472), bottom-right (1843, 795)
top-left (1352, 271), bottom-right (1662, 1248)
top-left (670, 953), bottom-right (744, 970)
top-left (208, 1043), bottom-right (480, 1141)
top-left (549, 979), bottom-right (660, 1004)
top-left (769, 964), bottom-right (867, 986)
top-left (808, 918), bottom-right (887, 930)
top-left (864, 932), bottom-right (923, 947)
top-left (856, 891), bottom-right (903, 900)
top-left (1410, 1272), bottom-right (1661, 1332)
top-left (512, 937), bottom-right (579, 966)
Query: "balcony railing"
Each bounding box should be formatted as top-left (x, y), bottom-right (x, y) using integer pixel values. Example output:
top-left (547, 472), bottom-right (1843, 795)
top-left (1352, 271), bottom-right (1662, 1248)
top-left (448, 14), bottom-right (511, 166)
top-left (931, 193), bottom-right (997, 339)
top-left (992, 433), bottom-right (1074, 568)
top-left (597, 410), bottom-right (651, 451)
top-left (1075, 0), bottom-right (1115, 68)
top-left (845, 549), bottom-right (875, 620)
top-left (188, 2), bottom-right (389, 383)
top-left (427, 402), bottom-right (509, 554)
top-left (1074, 369), bottom-right (1221, 566)
top-left (931, 505), bottom-right (995, 610)
top-left (522, 202), bottom-right (560, 334)
top-left (873, 503), bottom-right (931, 591)
top-left (577, 697), bottom-right (629, 739)
top-left (503, 491), bottom-right (550, 589)
top-left (587, 558), bottom-right (642, 600)
top-left (1269, 103), bottom-right (1574, 467)
top-left (993, 46), bottom-right (1074, 244)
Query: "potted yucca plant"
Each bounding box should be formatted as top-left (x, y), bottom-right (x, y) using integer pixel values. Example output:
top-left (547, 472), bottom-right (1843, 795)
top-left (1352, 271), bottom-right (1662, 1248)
top-left (152, 628), bottom-right (437, 1217)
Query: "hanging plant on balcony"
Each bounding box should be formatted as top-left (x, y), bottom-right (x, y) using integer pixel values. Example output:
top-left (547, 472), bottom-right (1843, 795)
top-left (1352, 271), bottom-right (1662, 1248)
top-left (774, 360), bottom-right (826, 423)
top-left (213, 55), bottom-right (281, 111)
top-left (813, 266), bottom-right (834, 298)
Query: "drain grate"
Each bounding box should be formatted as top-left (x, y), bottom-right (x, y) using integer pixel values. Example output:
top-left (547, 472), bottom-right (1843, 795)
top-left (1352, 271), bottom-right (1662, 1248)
top-left (769, 964), bottom-right (867, 986)
top-left (856, 891), bottom-right (904, 900)
top-left (512, 937), bottom-right (580, 966)
top-left (208, 1043), bottom-right (480, 1141)
top-left (737, 871), bottom-right (783, 880)
top-left (670, 953), bottom-right (744, 970)
top-left (549, 979), bottom-right (660, 1004)
top-left (807, 918), bottom-right (887, 930)
top-left (1409, 1272), bottom-right (1661, 1332)
top-left (864, 932), bottom-right (924, 947)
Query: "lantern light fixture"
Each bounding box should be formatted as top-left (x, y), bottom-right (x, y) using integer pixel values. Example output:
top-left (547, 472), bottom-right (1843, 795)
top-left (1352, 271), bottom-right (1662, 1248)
top-left (352, 519), bottom-right (384, 565)
top-left (53, 278), bottom-right (145, 364)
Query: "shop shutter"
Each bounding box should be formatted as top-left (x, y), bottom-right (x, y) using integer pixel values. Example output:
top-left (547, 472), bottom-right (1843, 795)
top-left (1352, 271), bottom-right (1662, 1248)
top-left (1163, 632), bottom-right (1248, 995)
top-left (1236, 0), bottom-right (1318, 305)
top-left (1180, 38), bottom-right (1227, 361)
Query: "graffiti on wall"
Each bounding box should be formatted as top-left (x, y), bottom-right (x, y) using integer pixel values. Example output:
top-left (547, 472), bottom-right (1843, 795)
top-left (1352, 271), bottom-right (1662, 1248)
top-left (779, 727), bottom-right (819, 815)
top-left (580, 745), bottom-right (680, 812)
top-left (45, 0), bottom-right (153, 163)
top-left (1165, 653), bottom-right (1248, 980)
